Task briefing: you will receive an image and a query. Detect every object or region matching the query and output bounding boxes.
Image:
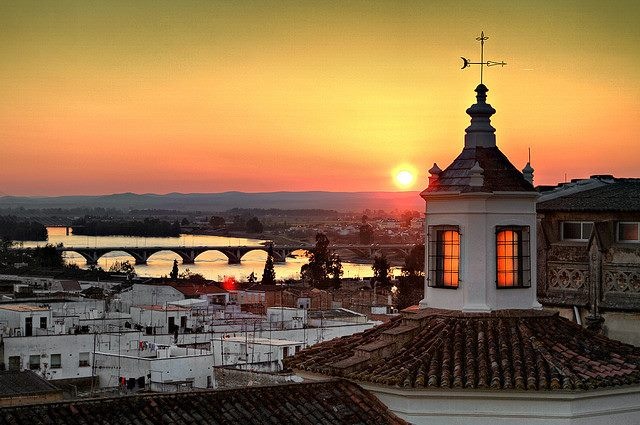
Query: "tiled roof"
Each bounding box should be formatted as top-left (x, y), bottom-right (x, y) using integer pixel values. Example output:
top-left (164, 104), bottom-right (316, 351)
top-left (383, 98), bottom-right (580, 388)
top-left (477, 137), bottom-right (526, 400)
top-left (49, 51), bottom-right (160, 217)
top-left (421, 147), bottom-right (535, 195)
top-left (286, 308), bottom-right (640, 391)
top-left (0, 379), bottom-right (408, 425)
top-left (537, 179), bottom-right (640, 212)
top-left (0, 371), bottom-right (60, 397)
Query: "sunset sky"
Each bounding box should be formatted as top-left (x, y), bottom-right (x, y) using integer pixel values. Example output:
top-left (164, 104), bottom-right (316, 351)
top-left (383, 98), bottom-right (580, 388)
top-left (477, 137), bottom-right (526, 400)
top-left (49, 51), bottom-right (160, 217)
top-left (1, 1), bottom-right (639, 196)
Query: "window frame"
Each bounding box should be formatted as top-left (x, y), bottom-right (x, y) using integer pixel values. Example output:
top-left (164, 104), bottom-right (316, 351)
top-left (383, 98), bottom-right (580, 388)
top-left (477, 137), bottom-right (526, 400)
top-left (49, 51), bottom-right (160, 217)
top-left (617, 222), bottom-right (640, 243)
top-left (78, 352), bottom-right (90, 367)
top-left (561, 221), bottom-right (593, 242)
top-left (50, 353), bottom-right (62, 369)
top-left (427, 225), bottom-right (461, 289)
top-left (29, 355), bottom-right (40, 370)
top-left (495, 226), bottom-right (531, 289)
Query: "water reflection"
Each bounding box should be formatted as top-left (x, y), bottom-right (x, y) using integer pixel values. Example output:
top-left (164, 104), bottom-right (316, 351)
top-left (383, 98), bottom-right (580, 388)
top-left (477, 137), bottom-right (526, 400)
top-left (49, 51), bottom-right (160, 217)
top-left (19, 227), bottom-right (395, 281)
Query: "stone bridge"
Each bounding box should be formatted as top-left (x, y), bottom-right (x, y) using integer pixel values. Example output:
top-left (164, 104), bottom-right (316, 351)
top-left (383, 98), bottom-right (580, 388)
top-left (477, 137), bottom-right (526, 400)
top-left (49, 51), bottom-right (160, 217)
top-left (21, 244), bottom-right (416, 265)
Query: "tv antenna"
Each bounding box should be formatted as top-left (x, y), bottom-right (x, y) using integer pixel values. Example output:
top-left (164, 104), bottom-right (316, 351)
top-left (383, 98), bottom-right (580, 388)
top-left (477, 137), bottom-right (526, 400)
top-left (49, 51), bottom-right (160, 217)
top-left (461, 31), bottom-right (506, 84)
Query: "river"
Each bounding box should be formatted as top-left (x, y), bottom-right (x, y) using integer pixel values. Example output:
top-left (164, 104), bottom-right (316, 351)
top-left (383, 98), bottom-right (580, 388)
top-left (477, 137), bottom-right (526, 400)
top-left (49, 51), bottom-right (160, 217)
top-left (17, 227), bottom-right (394, 281)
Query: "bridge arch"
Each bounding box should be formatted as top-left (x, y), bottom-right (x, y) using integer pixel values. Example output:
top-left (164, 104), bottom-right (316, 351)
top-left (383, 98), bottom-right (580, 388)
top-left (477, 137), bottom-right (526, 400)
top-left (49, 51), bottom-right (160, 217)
top-left (192, 248), bottom-right (241, 264)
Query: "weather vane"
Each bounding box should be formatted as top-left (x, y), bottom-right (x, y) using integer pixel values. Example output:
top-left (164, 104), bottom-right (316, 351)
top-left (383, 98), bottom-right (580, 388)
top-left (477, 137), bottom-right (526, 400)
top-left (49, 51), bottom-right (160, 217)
top-left (461, 31), bottom-right (506, 84)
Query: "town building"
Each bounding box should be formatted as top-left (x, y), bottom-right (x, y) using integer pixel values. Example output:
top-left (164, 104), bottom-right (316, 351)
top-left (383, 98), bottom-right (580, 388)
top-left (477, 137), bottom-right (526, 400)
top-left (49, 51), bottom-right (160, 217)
top-left (94, 344), bottom-right (214, 391)
top-left (288, 84), bottom-right (640, 424)
top-left (536, 175), bottom-right (640, 344)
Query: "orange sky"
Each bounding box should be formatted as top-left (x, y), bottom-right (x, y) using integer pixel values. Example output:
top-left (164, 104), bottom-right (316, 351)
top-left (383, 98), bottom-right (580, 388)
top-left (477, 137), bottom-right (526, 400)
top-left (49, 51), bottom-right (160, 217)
top-left (1, 1), bottom-right (639, 196)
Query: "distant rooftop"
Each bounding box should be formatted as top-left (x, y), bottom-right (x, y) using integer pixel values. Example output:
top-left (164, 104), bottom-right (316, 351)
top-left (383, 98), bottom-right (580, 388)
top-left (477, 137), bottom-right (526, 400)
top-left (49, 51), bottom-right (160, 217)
top-left (134, 305), bottom-right (190, 312)
top-left (537, 175), bottom-right (640, 212)
top-left (0, 370), bottom-right (60, 397)
top-left (165, 281), bottom-right (227, 296)
top-left (0, 304), bottom-right (50, 312)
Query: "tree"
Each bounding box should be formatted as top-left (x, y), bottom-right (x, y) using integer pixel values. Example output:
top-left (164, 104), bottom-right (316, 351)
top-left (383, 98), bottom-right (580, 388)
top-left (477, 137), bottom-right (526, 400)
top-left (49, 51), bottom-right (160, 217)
top-left (359, 223), bottom-right (374, 244)
top-left (261, 245), bottom-right (276, 285)
top-left (169, 259), bottom-right (179, 280)
top-left (301, 232), bottom-right (331, 288)
top-left (245, 217), bottom-right (264, 233)
top-left (109, 260), bottom-right (136, 280)
top-left (397, 244), bottom-right (426, 309)
top-left (179, 268), bottom-right (207, 283)
top-left (181, 218), bottom-right (190, 226)
top-left (400, 210), bottom-right (420, 228)
top-left (247, 272), bottom-right (257, 283)
top-left (32, 244), bottom-right (64, 269)
top-left (209, 216), bottom-right (226, 228)
top-left (371, 254), bottom-right (392, 289)
top-left (327, 253), bottom-right (343, 289)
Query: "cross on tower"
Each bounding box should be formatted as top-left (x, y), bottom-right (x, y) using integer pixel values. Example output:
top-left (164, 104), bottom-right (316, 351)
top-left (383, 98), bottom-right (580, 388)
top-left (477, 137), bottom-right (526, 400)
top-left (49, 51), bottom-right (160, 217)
top-left (461, 31), bottom-right (506, 84)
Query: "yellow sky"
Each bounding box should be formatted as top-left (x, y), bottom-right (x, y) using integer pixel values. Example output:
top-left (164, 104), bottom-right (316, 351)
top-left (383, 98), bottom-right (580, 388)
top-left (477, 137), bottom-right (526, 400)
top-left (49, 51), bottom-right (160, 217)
top-left (1, 1), bottom-right (639, 195)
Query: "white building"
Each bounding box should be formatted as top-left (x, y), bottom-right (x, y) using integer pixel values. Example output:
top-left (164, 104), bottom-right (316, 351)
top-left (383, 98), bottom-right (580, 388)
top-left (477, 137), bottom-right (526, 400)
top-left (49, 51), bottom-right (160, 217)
top-left (266, 307), bottom-right (306, 329)
top-left (289, 83), bottom-right (640, 425)
top-left (0, 305), bottom-right (52, 337)
top-left (130, 305), bottom-right (193, 333)
top-left (213, 336), bottom-right (303, 372)
top-left (94, 345), bottom-right (214, 392)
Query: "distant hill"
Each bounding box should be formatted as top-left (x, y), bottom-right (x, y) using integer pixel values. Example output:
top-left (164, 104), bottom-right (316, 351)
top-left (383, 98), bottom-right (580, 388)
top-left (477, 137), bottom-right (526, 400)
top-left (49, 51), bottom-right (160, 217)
top-left (0, 191), bottom-right (423, 213)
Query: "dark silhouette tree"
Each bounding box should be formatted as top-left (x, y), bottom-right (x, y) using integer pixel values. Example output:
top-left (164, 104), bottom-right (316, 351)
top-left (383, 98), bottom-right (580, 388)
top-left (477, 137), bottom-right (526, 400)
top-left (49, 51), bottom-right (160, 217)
top-left (301, 232), bottom-right (331, 288)
top-left (209, 216), bottom-right (226, 228)
top-left (247, 271), bottom-right (257, 283)
top-left (359, 223), bottom-right (374, 244)
top-left (371, 254), bottom-right (392, 289)
top-left (109, 260), bottom-right (136, 280)
top-left (245, 217), bottom-right (264, 233)
top-left (397, 244), bottom-right (425, 309)
top-left (327, 253), bottom-right (343, 289)
top-left (169, 259), bottom-right (179, 280)
top-left (261, 244), bottom-right (276, 285)
top-left (31, 244), bottom-right (64, 269)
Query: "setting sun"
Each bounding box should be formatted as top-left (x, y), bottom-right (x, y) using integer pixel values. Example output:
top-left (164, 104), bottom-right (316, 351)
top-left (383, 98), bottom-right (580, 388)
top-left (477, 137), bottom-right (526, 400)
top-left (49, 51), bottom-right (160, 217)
top-left (394, 170), bottom-right (416, 189)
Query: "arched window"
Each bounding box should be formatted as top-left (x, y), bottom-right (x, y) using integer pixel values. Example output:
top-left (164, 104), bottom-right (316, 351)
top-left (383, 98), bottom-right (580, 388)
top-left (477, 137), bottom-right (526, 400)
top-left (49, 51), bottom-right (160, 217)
top-left (496, 226), bottom-right (530, 288)
top-left (428, 226), bottom-right (460, 288)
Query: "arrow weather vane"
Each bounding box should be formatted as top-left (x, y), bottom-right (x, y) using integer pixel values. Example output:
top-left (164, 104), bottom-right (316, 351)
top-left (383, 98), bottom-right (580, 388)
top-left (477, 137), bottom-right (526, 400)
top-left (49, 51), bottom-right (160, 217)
top-left (461, 31), bottom-right (506, 84)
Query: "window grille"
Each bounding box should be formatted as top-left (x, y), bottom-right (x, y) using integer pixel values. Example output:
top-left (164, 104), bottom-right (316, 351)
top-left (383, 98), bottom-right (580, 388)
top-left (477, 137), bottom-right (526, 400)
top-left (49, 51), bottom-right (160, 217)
top-left (428, 226), bottom-right (460, 288)
top-left (496, 226), bottom-right (530, 288)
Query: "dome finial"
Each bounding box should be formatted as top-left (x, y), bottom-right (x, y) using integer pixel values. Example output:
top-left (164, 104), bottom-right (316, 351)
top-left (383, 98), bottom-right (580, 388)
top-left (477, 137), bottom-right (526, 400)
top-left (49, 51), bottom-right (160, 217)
top-left (464, 85), bottom-right (496, 148)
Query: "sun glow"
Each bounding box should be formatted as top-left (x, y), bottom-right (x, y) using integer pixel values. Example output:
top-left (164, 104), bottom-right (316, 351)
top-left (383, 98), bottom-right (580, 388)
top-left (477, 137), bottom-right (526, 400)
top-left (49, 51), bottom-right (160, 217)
top-left (394, 169), bottom-right (416, 189)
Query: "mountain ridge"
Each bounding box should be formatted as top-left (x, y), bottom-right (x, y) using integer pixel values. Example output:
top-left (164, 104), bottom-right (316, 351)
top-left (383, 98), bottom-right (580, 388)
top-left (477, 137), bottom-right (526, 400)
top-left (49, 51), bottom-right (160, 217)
top-left (0, 191), bottom-right (423, 212)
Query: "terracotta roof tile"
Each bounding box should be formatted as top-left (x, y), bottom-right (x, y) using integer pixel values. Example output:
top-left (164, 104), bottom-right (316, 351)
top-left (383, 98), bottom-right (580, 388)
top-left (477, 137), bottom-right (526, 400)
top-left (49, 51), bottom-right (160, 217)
top-left (421, 147), bottom-right (535, 195)
top-left (286, 309), bottom-right (640, 391)
top-left (0, 379), bottom-right (408, 425)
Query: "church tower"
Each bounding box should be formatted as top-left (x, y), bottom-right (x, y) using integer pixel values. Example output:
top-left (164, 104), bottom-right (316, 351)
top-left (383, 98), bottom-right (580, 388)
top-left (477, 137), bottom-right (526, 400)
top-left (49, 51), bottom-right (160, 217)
top-left (419, 83), bottom-right (540, 311)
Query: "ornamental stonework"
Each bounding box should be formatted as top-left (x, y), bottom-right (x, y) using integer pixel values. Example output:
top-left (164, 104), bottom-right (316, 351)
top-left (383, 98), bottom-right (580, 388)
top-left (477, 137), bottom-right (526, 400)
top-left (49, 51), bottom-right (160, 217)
top-left (548, 245), bottom-right (589, 263)
top-left (547, 264), bottom-right (589, 291)
top-left (603, 266), bottom-right (640, 294)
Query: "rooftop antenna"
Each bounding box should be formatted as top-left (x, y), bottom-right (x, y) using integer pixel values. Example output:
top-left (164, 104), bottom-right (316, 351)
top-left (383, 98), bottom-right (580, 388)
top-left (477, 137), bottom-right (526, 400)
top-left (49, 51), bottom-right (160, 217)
top-left (528, 147), bottom-right (531, 163)
top-left (461, 31), bottom-right (507, 84)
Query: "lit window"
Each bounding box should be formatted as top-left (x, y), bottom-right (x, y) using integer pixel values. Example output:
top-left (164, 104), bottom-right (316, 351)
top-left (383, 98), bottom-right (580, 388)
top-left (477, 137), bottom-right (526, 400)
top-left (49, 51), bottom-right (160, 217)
top-left (618, 222), bottom-right (640, 242)
top-left (428, 226), bottom-right (460, 288)
top-left (561, 221), bottom-right (593, 241)
top-left (496, 226), bottom-right (531, 288)
top-left (50, 354), bottom-right (61, 369)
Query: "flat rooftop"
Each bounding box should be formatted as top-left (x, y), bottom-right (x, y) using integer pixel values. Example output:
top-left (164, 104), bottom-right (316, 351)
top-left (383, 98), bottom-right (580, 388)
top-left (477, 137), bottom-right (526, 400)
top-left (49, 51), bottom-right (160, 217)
top-left (134, 305), bottom-right (190, 312)
top-left (0, 304), bottom-right (50, 312)
top-left (220, 336), bottom-right (302, 346)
